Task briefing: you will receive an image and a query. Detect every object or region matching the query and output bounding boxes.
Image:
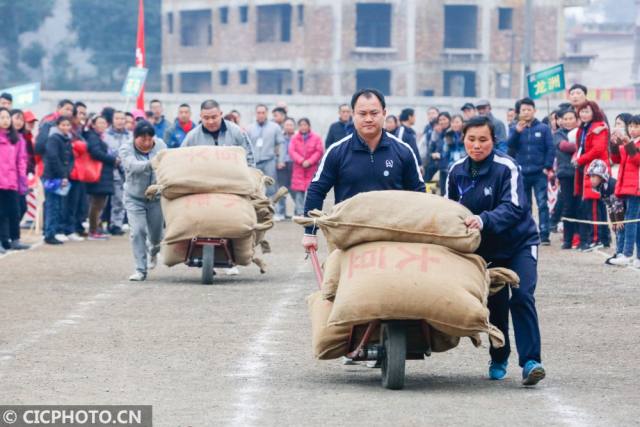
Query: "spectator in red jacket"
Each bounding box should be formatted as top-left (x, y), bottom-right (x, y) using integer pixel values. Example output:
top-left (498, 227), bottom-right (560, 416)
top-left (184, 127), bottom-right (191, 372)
top-left (574, 100), bottom-right (611, 251)
top-left (609, 115), bottom-right (640, 267)
top-left (288, 118), bottom-right (324, 216)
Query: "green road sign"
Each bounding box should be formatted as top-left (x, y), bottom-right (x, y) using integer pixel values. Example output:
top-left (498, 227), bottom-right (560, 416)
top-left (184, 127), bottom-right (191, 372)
top-left (121, 67), bottom-right (148, 98)
top-left (2, 83), bottom-right (41, 108)
top-left (527, 64), bottom-right (565, 99)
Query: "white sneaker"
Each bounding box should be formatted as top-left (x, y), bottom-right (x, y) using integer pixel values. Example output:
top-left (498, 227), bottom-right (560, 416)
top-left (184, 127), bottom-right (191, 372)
top-left (225, 266), bottom-right (240, 276)
top-left (148, 254), bottom-right (157, 270)
top-left (66, 233), bottom-right (85, 242)
top-left (633, 259), bottom-right (640, 269)
top-left (273, 214), bottom-right (285, 222)
top-left (128, 271), bottom-right (146, 281)
top-left (54, 234), bottom-right (69, 242)
top-left (342, 356), bottom-right (358, 365)
top-left (122, 224), bottom-right (130, 232)
top-left (609, 255), bottom-right (633, 267)
top-left (366, 360), bottom-right (382, 368)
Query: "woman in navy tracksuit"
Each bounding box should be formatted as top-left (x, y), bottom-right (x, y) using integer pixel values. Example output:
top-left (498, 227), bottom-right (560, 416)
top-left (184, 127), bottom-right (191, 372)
top-left (446, 116), bottom-right (545, 386)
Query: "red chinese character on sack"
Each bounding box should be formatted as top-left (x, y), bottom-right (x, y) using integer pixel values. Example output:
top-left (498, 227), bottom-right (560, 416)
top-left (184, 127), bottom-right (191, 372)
top-left (216, 194), bottom-right (239, 208)
top-left (214, 150), bottom-right (240, 163)
top-left (185, 193), bottom-right (211, 208)
top-left (347, 246), bottom-right (387, 278)
top-left (395, 246), bottom-right (440, 272)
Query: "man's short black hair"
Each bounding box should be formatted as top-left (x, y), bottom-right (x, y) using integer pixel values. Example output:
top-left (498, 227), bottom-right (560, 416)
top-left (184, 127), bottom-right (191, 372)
top-left (125, 112), bottom-right (134, 118)
top-left (57, 99), bottom-right (73, 109)
top-left (569, 83), bottom-right (588, 95)
top-left (1, 92), bottom-right (13, 102)
top-left (179, 103), bottom-right (191, 109)
top-left (201, 99), bottom-right (220, 111)
top-left (338, 103), bottom-right (350, 111)
top-left (516, 97), bottom-right (536, 113)
top-left (462, 115), bottom-right (496, 142)
top-left (399, 108), bottom-right (415, 122)
top-left (134, 120), bottom-right (156, 138)
top-left (272, 107), bottom-right (287, 116)
top-left (557, 102), bottom-right (572, 111)
top-left (255, 103), bottom-right (268, 111)
top-left (74, 101), bottom-right (87, 109)
top-left (350, 88), bottom-right (386, 110)
top-left (149, 99), bottom-right (162, 106)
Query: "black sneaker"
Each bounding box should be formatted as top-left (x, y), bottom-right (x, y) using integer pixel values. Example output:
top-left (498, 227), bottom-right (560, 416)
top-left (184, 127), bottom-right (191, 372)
top-left (109, 226), bottom-right (125, 236)
top-left (541, 239), bottom-right (551, 246)
top-left (561, 242), bottom-right (572, 250)
top-left (44, 237), bottom-right (64, 245)
top-left (580, 242), bottom-right (603, 253)
top-left (10, 240), bottom-right (30, 250)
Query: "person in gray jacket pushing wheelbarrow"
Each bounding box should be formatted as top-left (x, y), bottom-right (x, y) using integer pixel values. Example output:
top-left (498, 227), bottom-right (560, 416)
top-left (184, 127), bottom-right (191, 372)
top-left (119, 120), bottom-right (167, 282)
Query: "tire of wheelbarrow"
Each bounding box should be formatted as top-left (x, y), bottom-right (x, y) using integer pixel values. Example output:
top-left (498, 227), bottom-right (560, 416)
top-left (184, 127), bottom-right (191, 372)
top-left (381, 322), bottom-right (407, 390)
top-left (202, 245), bottom-right (215, 285)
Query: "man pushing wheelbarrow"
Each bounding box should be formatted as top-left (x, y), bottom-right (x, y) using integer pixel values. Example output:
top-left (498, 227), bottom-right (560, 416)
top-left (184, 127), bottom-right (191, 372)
top-left (298, 90), bottom-right (544, 389)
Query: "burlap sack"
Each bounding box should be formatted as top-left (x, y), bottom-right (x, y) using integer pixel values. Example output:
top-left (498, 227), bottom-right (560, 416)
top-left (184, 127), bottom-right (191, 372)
top-left (488, 267), bottom-right (520, 295)
top-left (321, 249), bottom-right (343, 301)
top-left (296, 191), bottom-right (481, 253)
top-left (307, 292), bottom-right (351, 359)
top-left (162, 193), bottom-right (262, 244)
top-left (162, 240), bottom-right (190, 267)
top-left (327, 241), bottom-right (504, 347)
top-left (307, 291), bottom-right (462, 360)
top-left (149, 146), bottom-right (255, 199)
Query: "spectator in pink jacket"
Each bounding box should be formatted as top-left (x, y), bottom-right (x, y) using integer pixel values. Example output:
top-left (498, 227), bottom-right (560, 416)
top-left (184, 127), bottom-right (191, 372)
top-left (0, 107), bottom-right (30, 253)
top-left (288, 118), bottom-right (324, 216)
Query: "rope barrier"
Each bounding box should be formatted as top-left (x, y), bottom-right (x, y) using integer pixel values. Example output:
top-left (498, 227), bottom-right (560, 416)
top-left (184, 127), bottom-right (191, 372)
top-left (561, 217), bottom-right (640, 226)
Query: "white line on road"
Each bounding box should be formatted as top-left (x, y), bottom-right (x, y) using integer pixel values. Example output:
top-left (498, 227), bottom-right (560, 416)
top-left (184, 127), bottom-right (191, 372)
top-left (0, 283), bottom-right (129, 377)
top-left (227, 262), bottom-right (310, 427)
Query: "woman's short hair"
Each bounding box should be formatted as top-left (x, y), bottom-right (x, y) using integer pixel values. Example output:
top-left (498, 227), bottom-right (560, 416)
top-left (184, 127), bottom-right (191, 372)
top-left (134, 120), bottom-right (156, 138)
top-left (462, 115), bottom-right (496, 142)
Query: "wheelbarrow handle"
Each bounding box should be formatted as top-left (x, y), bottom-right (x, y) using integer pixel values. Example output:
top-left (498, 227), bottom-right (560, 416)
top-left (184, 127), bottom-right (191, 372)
top-left (307, 248), bottom-right (324, 290)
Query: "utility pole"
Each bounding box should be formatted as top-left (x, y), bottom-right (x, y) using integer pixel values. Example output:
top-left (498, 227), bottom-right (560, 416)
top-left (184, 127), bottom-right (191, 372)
top-left (522, 0), bottom-right (533, 97)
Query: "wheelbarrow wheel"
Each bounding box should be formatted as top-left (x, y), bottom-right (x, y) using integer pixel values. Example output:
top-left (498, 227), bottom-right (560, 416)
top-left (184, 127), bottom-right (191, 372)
top-left (381, 322), bottom-right (407, 390)
top-left (202, 245), bottom-right (215, 285)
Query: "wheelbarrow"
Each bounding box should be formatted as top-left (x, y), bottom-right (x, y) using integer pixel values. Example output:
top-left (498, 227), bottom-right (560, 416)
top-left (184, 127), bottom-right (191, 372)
top-left (185, 237), bottom-right (236, 285)
top-left (307, 248), bottom-right (432, 390)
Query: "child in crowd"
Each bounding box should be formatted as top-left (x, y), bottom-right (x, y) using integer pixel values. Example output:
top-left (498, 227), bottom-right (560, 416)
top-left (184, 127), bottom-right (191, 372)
top-left (42, 116), bottom-right (75, 245)
top-left (609, 115), bottom-right (640, 267)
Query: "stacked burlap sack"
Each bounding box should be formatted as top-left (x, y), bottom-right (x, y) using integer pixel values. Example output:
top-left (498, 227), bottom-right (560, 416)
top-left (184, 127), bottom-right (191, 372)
top-left (145, 146), bottom-right (285, 272)
top-left (296, 191), bottom-right (520, 359)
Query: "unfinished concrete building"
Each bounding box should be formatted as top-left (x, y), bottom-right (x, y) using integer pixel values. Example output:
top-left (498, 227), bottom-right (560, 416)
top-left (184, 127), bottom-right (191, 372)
top-left (161, 0), bottom-right (579, 98)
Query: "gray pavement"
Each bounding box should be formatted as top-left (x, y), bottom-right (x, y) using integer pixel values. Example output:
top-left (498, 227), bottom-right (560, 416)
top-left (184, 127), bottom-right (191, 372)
top-left (1, 223), bottom-right (639, 427)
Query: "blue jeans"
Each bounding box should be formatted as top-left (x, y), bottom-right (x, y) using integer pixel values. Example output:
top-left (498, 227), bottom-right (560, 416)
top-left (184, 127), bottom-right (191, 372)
top-left (623, 196), bottom-right (640, 258)
top-left (44, 189), bottom-right (64, 240)
top-left (488, 246), bottom-right (542, 367)
top-left (291, 191), bottom-right (306, 216)
top-left (257, 159), bottom-right (277, 198)
top-left (523, 173), bottom-right (549, 241)
top-left (61, 180), bottom-right (87, 235)
top-left (276, 162), bottom-right (292, 217)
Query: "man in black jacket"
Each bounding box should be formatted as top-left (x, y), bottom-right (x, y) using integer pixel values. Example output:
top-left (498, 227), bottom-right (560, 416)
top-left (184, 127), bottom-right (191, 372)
top-left (324, 104), bottom-right (353, 148)
top-left (42, 116), bottom-right (75, 245)
top-left (35, 99), bottom-right (74, 156)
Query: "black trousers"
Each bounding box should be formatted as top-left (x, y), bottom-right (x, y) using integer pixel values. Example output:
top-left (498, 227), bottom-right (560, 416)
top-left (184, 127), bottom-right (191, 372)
top-left (0, 189), bottom-right (21, 244)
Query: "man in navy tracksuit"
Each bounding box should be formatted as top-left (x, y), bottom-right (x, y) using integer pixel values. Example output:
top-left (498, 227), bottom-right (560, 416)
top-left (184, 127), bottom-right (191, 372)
top-left (447, 115), bottom-right (545, 386)
top-left (507, 98), bottom-right (555, 245)
top-left (302, 88), bottom-right (425, 248)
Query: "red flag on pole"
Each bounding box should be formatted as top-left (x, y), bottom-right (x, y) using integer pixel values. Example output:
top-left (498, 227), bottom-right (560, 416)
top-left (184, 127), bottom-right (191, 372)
top-left (135, 0), bottom-right (145, 110)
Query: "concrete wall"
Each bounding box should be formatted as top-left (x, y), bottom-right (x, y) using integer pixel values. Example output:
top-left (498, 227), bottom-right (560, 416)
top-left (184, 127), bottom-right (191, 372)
top-left (35, 91), bottom-right (639, 139)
